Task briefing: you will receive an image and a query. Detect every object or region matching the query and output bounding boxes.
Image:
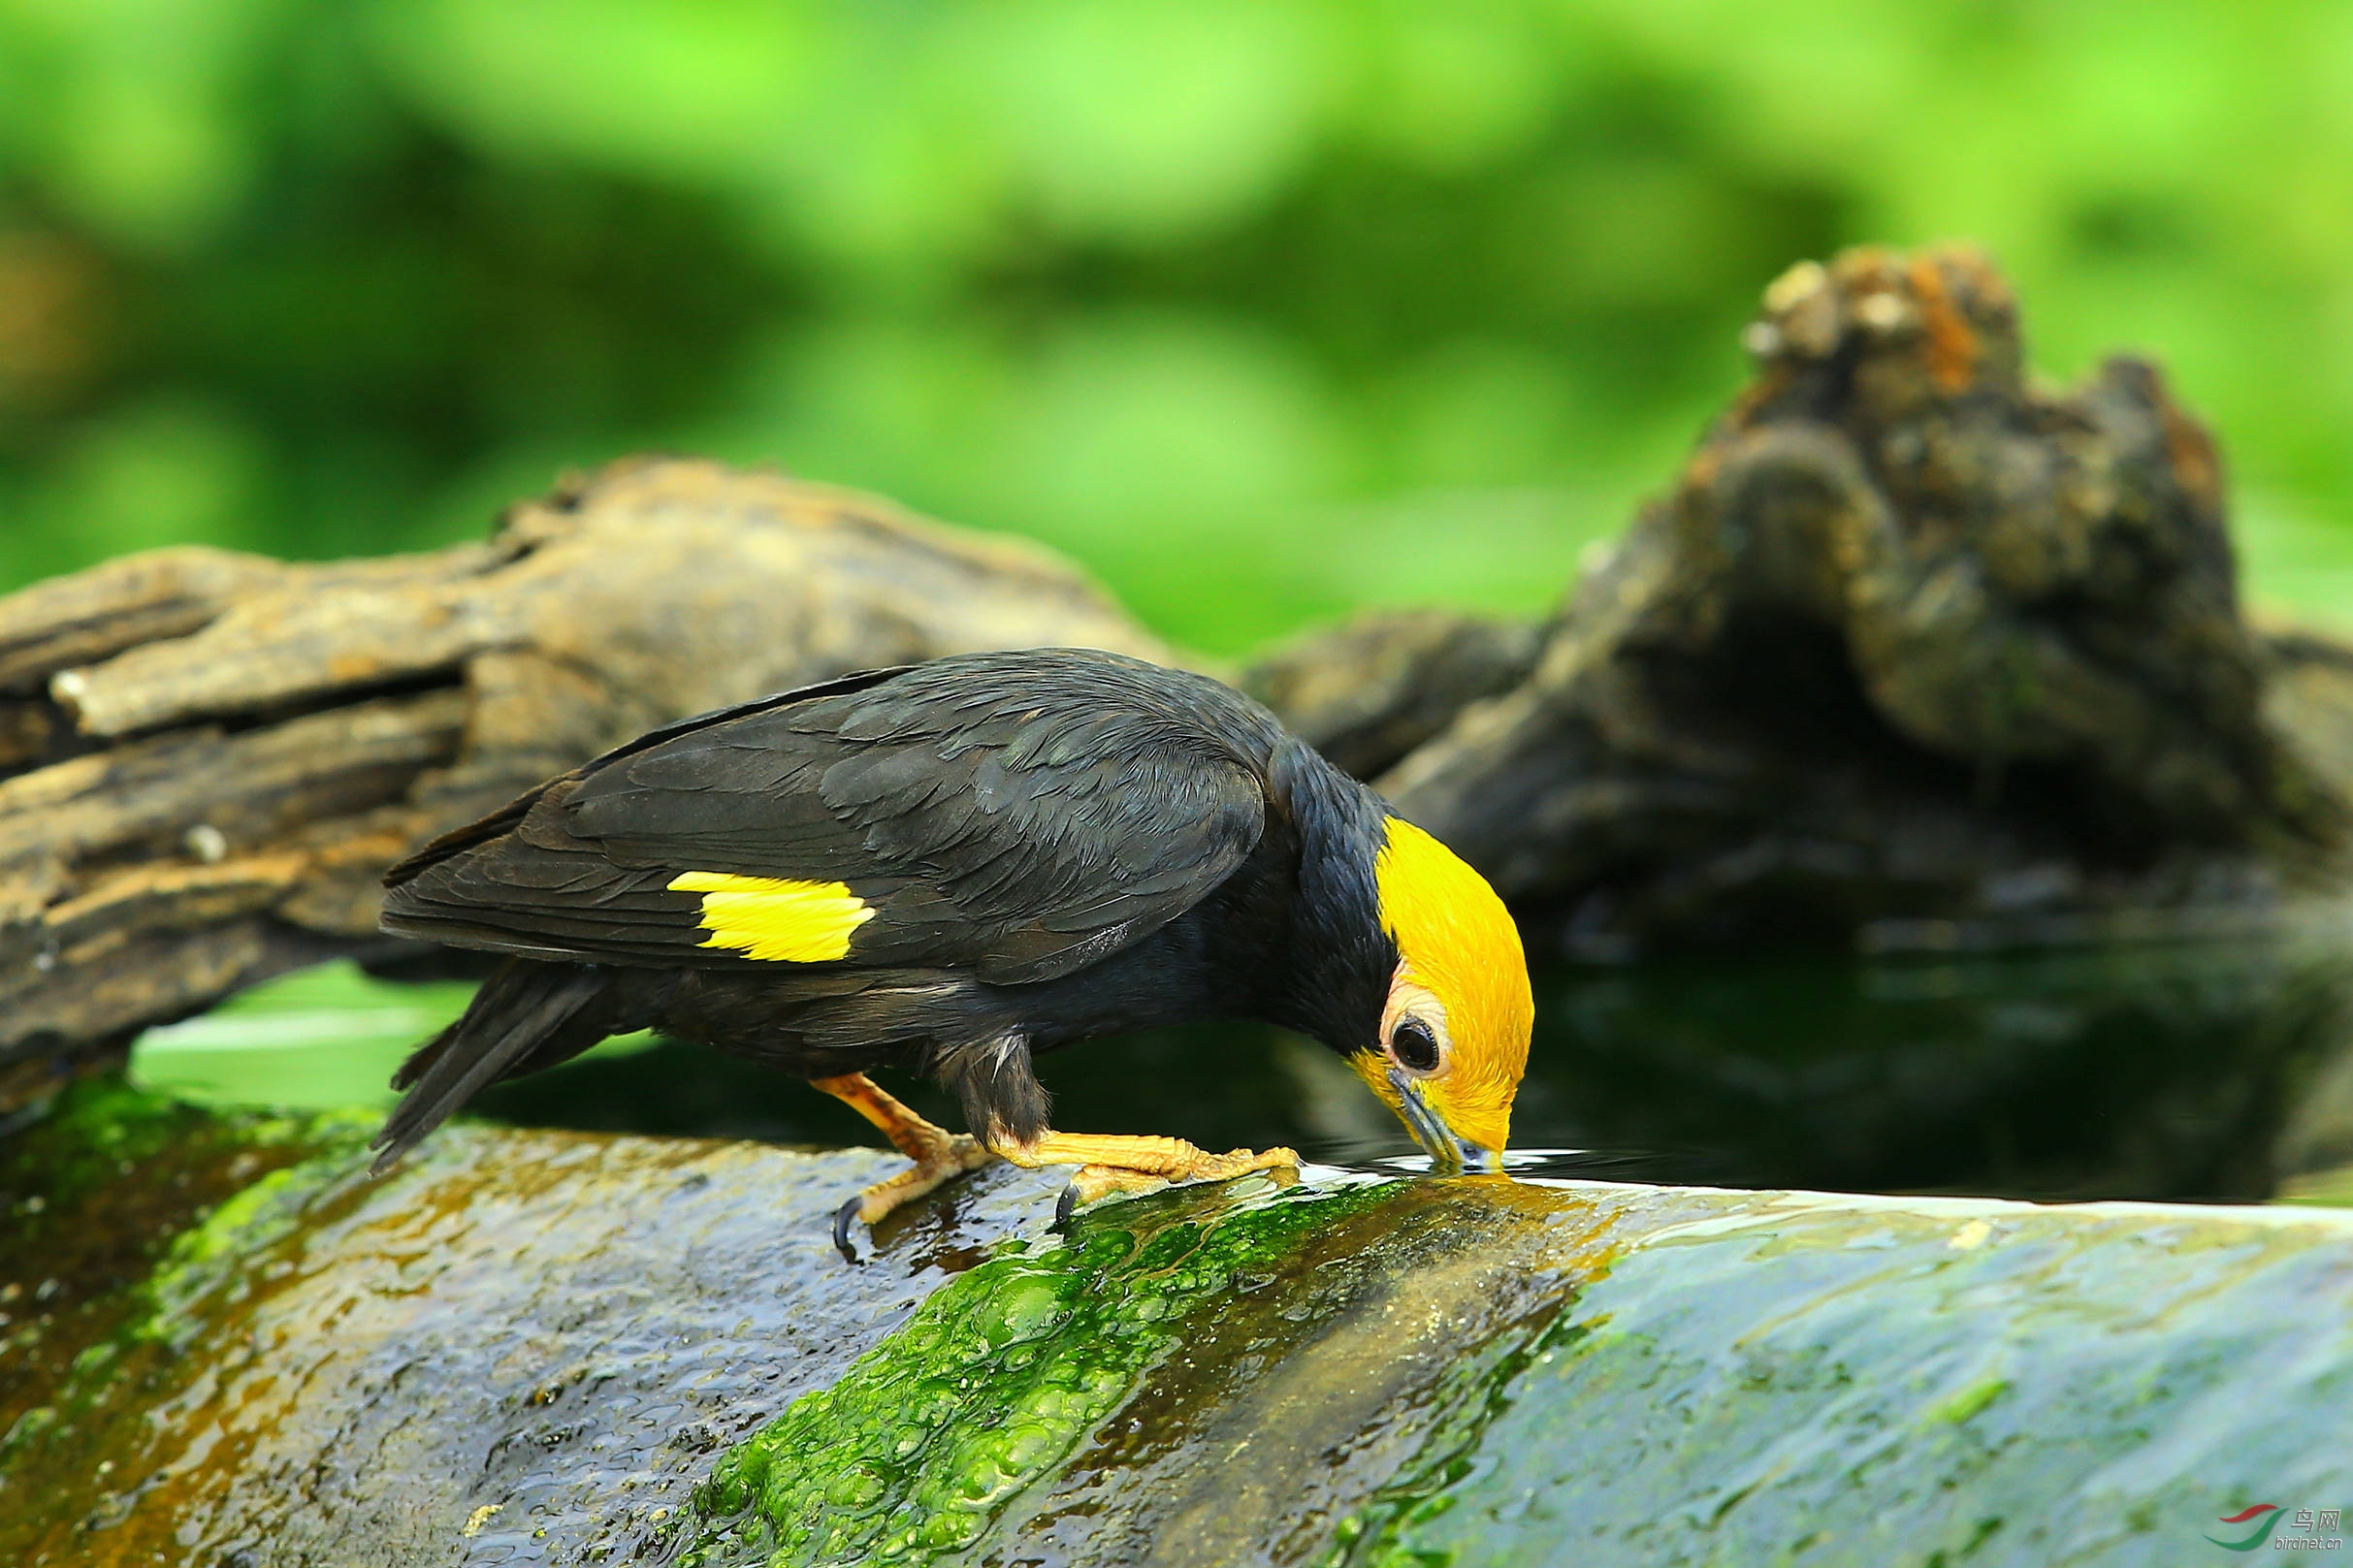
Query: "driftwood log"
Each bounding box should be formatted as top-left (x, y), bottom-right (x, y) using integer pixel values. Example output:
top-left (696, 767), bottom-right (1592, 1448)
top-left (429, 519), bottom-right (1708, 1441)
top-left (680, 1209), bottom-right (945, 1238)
top-left (0, 464), bottom-right (1163, 1104)
top-left (6, 244), bottom-right (2352, 1104)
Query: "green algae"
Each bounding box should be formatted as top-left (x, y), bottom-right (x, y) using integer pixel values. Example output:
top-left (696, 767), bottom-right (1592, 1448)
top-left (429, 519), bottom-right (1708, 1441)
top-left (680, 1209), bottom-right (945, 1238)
top-left (0, 1082), bottom-right (372, 1521)
top-left (979, 1178), bottom-right (1626, 1565)
top-left (11, 1076), bottom-right (2353, 1567)
top-left (1322, 1307), bottom-right (1599, 1568)
top-left (6, 1077), bottom-right (189, 1183)
top-left (1928, 1375), bottom-right (2011, 1426)
top-left (672, 1173), bottom-right (1625, 1568)
top-left (6, 1114), bottom-right (1077, 1567)
top-left (673, 1178), bottom-right (1402, 1568)
top-left (126, 1129), bottom-right (372, 1350)
top-left (0, 1078), bottom-right (371, 1473)
top-left (1, 1075), bottom-right (370, 1266)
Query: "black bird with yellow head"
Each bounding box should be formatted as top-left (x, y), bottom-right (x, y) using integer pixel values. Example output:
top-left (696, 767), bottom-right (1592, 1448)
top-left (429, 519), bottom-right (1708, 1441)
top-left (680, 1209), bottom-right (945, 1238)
top-left (372, 649), bottom-right (1531, 1237)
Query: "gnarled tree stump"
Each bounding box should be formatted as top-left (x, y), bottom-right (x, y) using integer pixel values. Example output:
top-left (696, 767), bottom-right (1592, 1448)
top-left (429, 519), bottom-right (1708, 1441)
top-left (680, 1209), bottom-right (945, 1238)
top-left (1255, 247), bottom-right (2353, 957)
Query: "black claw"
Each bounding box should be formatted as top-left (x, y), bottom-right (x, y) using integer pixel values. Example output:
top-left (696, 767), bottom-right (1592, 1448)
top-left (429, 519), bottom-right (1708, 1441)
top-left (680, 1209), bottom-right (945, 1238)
top-left (832, 1197), bottom-right (866, 1264)
top-left (1052, 1182), bottom-right (1080, 1231)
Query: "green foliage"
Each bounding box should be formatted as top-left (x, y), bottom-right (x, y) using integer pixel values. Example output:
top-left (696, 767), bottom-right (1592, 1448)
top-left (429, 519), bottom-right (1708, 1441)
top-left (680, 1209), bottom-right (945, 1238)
top-left (127, 957), bottom-right (654, 1113)
top-left (3, 1), bottom-right (2350, 650)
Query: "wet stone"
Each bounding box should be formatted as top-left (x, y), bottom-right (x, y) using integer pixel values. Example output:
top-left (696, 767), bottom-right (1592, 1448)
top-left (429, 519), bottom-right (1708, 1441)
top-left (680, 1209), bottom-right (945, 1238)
top-left (677, 1180), bottom-right (2353, 1568)
top-left (1338, 1190), bottom-right (2353, 1567)
top-left (8, 1084), bottom-right (2353, 1567)
top-left (0, 1082), bottom-right (1067, 1566)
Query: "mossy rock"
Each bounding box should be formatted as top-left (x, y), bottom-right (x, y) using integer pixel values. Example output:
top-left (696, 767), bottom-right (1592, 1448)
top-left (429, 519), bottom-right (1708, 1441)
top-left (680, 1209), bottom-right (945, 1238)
top-left (7, 1084), bottom-right (2353, 1566)
top-left (674, 1181), bottom-right (2353, 1567)
top-left (0, 1080), bottom-right (1067, 1566)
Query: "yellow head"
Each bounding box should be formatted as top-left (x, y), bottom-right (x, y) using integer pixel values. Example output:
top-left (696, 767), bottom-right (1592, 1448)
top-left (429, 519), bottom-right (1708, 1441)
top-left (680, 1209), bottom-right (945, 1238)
top-left (1348, 816), bottom-right (1532, 1169)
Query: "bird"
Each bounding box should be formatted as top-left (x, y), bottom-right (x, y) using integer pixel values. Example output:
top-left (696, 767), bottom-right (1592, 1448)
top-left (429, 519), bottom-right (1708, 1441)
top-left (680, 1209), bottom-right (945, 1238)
top-left (369, 648), bottom-right (1532, 1242)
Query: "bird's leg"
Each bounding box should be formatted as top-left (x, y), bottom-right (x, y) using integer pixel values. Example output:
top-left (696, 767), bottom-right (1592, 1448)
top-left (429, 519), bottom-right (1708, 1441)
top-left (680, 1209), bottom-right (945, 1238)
top-left (990, 1131), bottom-right (1302, 1210)
top-left (813, 1073), bottom-right (997, 1231)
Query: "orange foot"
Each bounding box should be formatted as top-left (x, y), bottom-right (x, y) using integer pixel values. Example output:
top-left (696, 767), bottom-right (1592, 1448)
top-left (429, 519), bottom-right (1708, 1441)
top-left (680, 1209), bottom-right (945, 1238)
top-left (992, 1131), bottom-right (1301, 1222)
top-left (813, 1073), bottom-right (998, 1255)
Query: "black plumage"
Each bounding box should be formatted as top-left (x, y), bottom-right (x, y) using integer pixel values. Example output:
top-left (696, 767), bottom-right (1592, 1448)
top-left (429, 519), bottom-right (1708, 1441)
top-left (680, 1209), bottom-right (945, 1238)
top-left (373, 649), bottom-right (1401, 1171)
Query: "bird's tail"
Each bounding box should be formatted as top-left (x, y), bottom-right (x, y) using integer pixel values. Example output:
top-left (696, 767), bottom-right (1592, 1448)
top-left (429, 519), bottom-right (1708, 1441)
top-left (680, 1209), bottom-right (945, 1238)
top-left (370, 959), bottom-right (612, 1175)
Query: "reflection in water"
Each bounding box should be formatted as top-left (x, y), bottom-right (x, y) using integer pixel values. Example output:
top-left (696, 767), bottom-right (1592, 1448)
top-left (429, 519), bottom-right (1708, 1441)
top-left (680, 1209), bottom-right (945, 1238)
top-left (1517, 933), bottom-right (2353, 1200)
top-left (478, 915), bottom-right (2353, 1205)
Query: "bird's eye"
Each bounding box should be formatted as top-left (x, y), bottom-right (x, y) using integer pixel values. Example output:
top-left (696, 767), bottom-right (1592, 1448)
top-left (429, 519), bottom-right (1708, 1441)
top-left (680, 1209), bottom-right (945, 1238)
top-left (1390, 1016), bottom-right (1440, 1073)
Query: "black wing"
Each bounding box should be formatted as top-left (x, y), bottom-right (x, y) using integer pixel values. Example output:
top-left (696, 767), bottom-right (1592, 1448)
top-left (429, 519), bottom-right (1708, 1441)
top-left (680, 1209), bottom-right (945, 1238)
top-left (380, 650), bottom-right (1277, 985)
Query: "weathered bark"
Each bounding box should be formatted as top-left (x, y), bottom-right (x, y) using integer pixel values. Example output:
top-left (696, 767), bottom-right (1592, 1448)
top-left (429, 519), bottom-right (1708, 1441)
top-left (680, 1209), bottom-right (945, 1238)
top-left (1238, 610), bottom-right (1540, 782)
top-left (1256, 246), bottom-right (2353, 956)
top-left (0, 461), bottom-right (1164, 1093)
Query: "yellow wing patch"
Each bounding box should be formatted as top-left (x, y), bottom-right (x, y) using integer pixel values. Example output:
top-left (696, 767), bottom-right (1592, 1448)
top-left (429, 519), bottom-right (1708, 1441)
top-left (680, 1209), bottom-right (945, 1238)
top-left (669, 871), bottom-right (874, 962)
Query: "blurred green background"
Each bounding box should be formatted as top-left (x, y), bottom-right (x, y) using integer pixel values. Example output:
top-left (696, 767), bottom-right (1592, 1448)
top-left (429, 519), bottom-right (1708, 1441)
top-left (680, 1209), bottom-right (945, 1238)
top-left (4, 0), bottom-right (2353, 655)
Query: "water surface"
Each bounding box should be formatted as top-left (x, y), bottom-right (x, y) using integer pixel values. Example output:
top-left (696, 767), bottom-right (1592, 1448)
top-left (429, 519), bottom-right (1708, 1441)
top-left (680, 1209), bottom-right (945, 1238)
top-left (131, 914), bottom-right (2353, 1205)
